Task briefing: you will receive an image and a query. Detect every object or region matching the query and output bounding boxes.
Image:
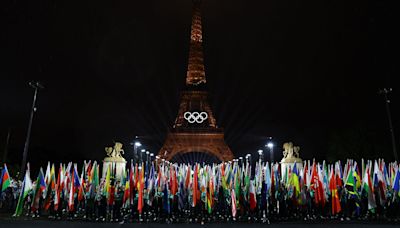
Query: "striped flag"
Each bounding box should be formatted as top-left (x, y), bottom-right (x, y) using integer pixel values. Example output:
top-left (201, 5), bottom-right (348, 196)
top-left (14, 165), bottom-right (33, 216)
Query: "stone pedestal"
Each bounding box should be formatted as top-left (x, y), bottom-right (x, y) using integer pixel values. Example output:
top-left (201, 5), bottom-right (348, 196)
top-left (280, 157), bottom-right (303, 177)
top-left (102, 157), bottom-right (127, 180)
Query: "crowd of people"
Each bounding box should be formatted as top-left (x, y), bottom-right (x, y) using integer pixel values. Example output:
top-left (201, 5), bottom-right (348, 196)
top-left (1, 157), bottom-right (400, 224)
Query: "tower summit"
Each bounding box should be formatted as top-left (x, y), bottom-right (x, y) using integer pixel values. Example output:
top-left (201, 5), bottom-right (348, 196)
top-left (158, 0), bottom-right (234, 163)
top-left (186, 0), bottom-right (206, 86)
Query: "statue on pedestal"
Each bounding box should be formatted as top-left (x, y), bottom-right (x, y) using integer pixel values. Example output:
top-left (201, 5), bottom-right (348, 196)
top-left (280, 142), bottom-right (303, 176)
top-left (105, 142), bottom-right (125, 159)
top-left (282, 142), bottom-right (300, 161)
top-left (103, 142), bottom-right (127, 179)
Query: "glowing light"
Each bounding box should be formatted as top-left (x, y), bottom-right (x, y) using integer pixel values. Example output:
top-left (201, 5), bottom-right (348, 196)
top-left (267, 142), bottom-right (274, 149)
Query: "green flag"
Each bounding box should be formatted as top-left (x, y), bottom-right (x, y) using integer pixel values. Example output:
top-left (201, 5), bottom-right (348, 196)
top-left (14, 169), bottom-right (33, 216)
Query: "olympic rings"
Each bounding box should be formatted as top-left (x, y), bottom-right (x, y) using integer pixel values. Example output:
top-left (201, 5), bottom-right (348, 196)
top-left (184, 111), bottom-right (208, 124)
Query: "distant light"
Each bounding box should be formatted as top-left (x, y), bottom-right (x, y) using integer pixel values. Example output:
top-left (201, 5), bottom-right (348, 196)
top-left (135, 142), bottom-right (142, 147)
top-left (267, 142), bottom-right (274, 149)
top-left (258, 149), bottom-right (263, 155)
top-left (150, 153), bottom-right (154, 157)
top-left (155, 156), bottom-right (160, 159)
top-left (146, 151), bottom-right (150, 155)
top-left (239, 157), bottom-right (243, 160)
top-left (141, 149), bottom-right (146, 153)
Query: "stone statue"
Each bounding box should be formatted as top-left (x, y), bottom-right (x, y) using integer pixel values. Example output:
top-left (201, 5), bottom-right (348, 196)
top-left (293, 146), bottom-right (300, 158)
top-left (105, 142), bottom-right (125, 158)
top-left (103, 142), bottom-right (127, 180)
top-left (281, 141), bottom-right (302, 178)
top-left (283, 142), bottom-right (299, 159)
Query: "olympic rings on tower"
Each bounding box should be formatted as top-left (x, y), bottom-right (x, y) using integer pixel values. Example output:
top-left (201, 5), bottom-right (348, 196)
top-left (184, 111), bottom-right (208, 124)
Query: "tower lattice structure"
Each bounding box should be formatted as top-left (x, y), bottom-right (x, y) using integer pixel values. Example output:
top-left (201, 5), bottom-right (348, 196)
top-left (158, 0), bottom-right (234, 162)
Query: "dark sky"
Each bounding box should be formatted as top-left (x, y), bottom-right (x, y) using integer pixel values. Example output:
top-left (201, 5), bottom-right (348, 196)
top-left (1, 0), bottom-right (398, 168)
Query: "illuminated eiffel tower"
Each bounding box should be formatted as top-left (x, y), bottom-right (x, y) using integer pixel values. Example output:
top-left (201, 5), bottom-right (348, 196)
top-left (158, 0), bottom-right (234, 163)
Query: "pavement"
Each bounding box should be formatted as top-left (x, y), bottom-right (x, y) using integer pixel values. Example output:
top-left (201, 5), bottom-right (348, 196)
top-left (0, 218), bottom-right (399, 228)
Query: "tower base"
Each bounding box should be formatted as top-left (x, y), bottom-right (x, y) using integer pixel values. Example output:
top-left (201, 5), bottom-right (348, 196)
top-left (159, 131), bottom-right (234, 162)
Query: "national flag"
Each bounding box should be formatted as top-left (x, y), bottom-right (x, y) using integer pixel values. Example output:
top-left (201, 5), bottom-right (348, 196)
top-left (31, 168), bottom-right (46, 212)
top-left (289, 163), bottom-right (300, 199)
top-left (163, 182), bottom-right (170, 214)
top-left (264, 162), bottom-right (271, 195)
top-left (249, 180), bottom-right (257, 211)
top-left (1, 164), bottom-right (11, 192)
top-left (137, 165), bottom-right (144, 214)
top-left (231, 189), bottom-right (237, 217)
top-left (78, 171), bottom-right (85, 202)
top-left (185, 164), bottom-right (191, 189)
top-left (54, 164), bottom-right (63, 211)
top-left (123, 175), bottom-right (130, 208)
top-left (14, 166), bottom-right (33, 216)
top-left (393, 168), bottom-right (400, 198)
top-left (68, 170), bottom-right (75, 211)
top-left (362, 163), bottom-right (376, 211)
top-left (103, 164), bottom-right (111, 198)
top-left (311, 163), bottom-right (325, 207)
top-left (192, 164), bottom-right (198, 207)
top-left (44, 161), bottom-right (51, 185)
top-left (329, 168), bottom-right (341, 215)
top-left (170, 165), bottom-right (178, 196)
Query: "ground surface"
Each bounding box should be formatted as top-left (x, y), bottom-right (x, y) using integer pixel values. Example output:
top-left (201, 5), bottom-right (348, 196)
top-left (0, 218), bottom-right (399, 228)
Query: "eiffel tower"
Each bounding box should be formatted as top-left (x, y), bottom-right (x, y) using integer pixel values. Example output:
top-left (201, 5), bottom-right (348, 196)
top-left (158, 0), bottom-right (234, 163)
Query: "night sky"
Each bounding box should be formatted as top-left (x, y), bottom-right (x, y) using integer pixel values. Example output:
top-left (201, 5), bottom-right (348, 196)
top-left (1, 0), bottom-right (398, 169)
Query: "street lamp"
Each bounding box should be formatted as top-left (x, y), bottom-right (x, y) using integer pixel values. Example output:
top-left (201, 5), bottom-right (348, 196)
top-left (140, 149), bottom-right (145, 162)
top-left (246, 153), bottom-right (251, 167)
top-left (21, 81), bottom-right (44, 179)
top-left (258, 149), bottom-right (264, 163)
top-left (379, 88), bottom-right (398, 161)
top-left (266, 138), bottom-right (274, 163)
top-left (132, 140), bottom-right (142, 164)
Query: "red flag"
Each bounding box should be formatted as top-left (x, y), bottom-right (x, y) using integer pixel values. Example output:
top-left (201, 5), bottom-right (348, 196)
top-left (311, 163), bottom-right (325, 207)
top-left (137, 165), bottom-right (144, 214)
top-left (78, 175), bottom-right (85, 202)
top-left (170, 166), bottom-right (178, 196)
top-left (329, 170), bottom-right (341, 215)
top-left (68, 173), bottom-right (75, 212)
top-left (192, 164), bottom-right (198, 207)
top-left (185, 165), bottom-right (191, 189)
top-left (249, 180), bottom-right (257, 211)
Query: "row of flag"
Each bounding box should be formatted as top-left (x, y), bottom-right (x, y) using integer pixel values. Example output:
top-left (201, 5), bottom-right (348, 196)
top-left (1, 158), bottom-right (400, 217)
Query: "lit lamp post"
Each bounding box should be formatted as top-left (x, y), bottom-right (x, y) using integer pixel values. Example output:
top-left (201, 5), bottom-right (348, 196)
top-left (258, 149), bottom-right (264, 163)
top-left (140, 149), bottom-right (146, 163)
top-left (379, 88), bottom-right (398, 161)
top-left (266, 141), bottom-right (274, 163)
top-left (146, 151), bottom-right (150, 162)
top-left (246, 153), bottom-right (251, 167)
top-left (21, 81), bottom-right (44, 179)
top-left (133, 141), bottom-right (141, 164)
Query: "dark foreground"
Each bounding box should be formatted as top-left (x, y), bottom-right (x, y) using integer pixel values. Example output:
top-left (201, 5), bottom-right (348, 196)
top-left (0, 218), bottom-right (399, 228)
